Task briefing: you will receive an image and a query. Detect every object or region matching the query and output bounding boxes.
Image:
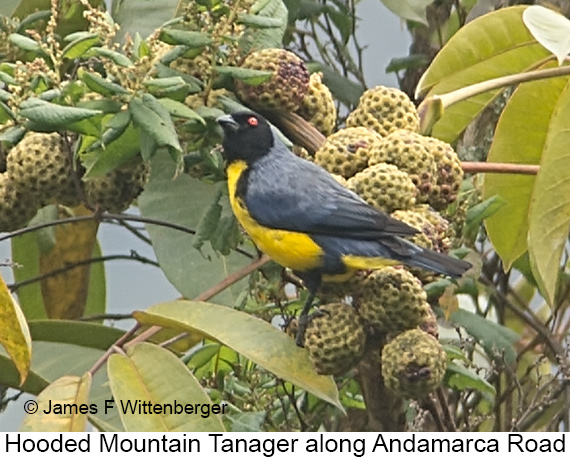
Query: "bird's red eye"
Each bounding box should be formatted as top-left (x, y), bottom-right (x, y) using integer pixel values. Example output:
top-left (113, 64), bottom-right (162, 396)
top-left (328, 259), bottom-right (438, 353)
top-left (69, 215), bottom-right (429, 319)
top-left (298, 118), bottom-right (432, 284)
top-left (247, 116), bottom-right (258, 127)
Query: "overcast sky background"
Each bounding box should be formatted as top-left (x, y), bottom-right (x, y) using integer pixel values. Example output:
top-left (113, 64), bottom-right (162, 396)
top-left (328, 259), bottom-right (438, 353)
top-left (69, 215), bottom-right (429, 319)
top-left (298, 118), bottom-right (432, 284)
top-left (0, 0), bottom-right (412, 431)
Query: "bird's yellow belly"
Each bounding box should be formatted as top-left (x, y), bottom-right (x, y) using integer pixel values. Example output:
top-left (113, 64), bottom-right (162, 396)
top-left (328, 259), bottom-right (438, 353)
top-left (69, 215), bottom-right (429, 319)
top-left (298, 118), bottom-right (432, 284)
top-left (227, 161), bottom-right (323, 272)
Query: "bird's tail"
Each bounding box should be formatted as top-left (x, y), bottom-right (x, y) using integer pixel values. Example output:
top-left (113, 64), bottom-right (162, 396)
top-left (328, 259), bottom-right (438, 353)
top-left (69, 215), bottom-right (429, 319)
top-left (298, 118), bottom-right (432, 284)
top-left (336, 236), bottom-right (471, 278)
top-left (403, 244), bottom-right (471, 277)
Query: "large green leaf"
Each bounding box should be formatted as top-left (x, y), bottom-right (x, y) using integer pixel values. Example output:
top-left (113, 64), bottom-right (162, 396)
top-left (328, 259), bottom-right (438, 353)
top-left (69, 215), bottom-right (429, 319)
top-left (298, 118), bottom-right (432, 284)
top-left (380, 0), bottom-right (431, 25)
top-left (416, 6), bottom-right (551, 143)
top-left (111, 0), bottom-right (179, 40)
top-left (19, 98), bottom-right (102, 131)
top-left (108, 343), bottom-right (225, 432)
top-left (483, 64), bottom-right (569, 272)
top-left (138, 151), bottom-right (253, 305)
top-left (527, 74), bottom-right (570, 304)
top-left (239, 0), bottom-right (288, 54)
top-left (84, 241), bottom-right (106, 318)
top-left (134, 300), bottom-right (343, 410)
top-left (12, 232), bottom-right (46, 320)
top-left (12, 0), bottom-right (104, 37)
top-left (448, 309), bottom-right (519, 364)
top-left (129, 94), bottom-right (181, 159)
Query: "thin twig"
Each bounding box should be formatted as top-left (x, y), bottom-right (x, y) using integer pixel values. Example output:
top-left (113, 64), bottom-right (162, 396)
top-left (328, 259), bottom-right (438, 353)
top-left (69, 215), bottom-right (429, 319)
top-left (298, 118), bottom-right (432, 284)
top-left (461, 162), bottom-right (539, 175)
top-left (436, 387), bottom-right (457, 431)
top-left (8, 253), bottom-right (159, 291)
top-left (88, 324), bottom-right (141, 376)
top-left (125, 255), bottom-right (271, 349)
top-left (77, 313), bottom-right (134, 322)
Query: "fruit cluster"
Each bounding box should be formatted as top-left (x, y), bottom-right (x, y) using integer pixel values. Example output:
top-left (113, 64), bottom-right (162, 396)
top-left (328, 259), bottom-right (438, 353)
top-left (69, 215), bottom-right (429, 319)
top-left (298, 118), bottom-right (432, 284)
top-left (232, 51), bottom-right (466, 399)
top-left (0, 131), bottom-right (148, 232)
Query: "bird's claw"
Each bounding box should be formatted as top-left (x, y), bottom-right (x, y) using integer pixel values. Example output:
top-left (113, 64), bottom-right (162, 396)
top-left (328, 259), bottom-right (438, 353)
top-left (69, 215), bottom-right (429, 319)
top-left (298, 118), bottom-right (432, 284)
top-left (295, 307), bottom-right (329, 347)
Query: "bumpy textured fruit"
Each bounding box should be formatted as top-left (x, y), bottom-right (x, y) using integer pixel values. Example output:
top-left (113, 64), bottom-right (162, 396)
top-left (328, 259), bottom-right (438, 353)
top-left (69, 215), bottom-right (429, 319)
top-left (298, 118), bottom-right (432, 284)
top-left (305, 302), bottom-right (366, 376)
top-left (412, 204), bottom-right (453, 253)
top-left (7, 132), bottom-right (75, 204)
top-left (381, 329), bottom-right (446, 398)
top-left (369, 130), bottom-right (436, 203)
top-left (0, 173), bottom-right (40, 232)
top-left (391, 209), bottom-right (448, 282)
top-left (171, 52), bottom-right (212, 80)
top-left (392, 210), bottom-right (437, 252)
top-left (358, 267), bottom-right (431, 333)
top-left (347, 163), bottom-right (416, 213)
top-left (347, 86), bottom-right (419, 137)
top-left (84, 160), bottom-right (149, 213)
top-left (419, 305), bottom-right (439, 340)
top-left (296, 72), bottom-right (336, 136)
top-left (315, 127), bottom-right (383, 178)
top-left (235, 49), bottom-right (309, 111)
top-left (423, 137), bottom-right (463, 211)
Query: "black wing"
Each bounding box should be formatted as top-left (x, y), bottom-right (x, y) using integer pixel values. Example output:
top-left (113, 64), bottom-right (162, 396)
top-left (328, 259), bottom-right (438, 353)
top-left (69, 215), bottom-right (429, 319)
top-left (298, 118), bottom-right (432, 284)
top-left (241, 145), bottom-right (417, 239)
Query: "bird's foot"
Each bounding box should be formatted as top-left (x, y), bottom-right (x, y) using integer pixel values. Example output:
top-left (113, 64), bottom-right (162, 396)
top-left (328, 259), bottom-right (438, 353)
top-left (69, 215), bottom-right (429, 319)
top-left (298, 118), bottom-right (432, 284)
top-left (295, 307), bottom-right (330, 348)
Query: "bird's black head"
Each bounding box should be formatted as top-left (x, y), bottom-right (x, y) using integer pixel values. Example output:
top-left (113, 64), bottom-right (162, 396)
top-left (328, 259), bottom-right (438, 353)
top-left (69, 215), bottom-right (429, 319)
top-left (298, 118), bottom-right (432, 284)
top-left (217, 111), bottom-right (275, 163)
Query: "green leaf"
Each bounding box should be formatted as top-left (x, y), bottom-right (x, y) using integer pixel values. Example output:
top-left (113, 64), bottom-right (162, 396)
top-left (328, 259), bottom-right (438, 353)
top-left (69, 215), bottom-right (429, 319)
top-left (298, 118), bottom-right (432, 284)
top-left (416, 6), bottom-right (551, 143)
top-left (239, 0), bottom-right (288, 54)
top-left (19, 98), bottom-right (101, 129)
top-left (108, 343), bottom-right (225, 432)
top-left (29, 320), bottom-right (124, 350)
top-left (314, 63), bottom-right (363, 106)
top-left (228, 412), bottom-right (266, 432)
top-left (86, 47), bottom-right (133, 67)
top-left (144, 77), bottom-right (190, 101)
top-left (449, 309), bottom-right (519, 364)
top-left (111, 0), bottom-right (178, 40)
top-left (61, 34), bottom-right (101, 60)
top-left (11, 232), bottom-right (46, 320)
top-left (129, 94), bottom-right (181, 157)
top-left (463, 195), bottom-right (506, 240)
top-left (210, 214), bottom-right (240, 256)
top-left (523, 5), bottom-right (570, 66)
top-left (84, 241), bottom-right (106, 319)
top-left (0, 272), bottom-right (32, 385)
top-left (8, 33), bottom-right (42, 53)
top-left (386, 54), bottom-right (430, 74)
top-left (0, 125), bottom-right (26, 145)
top-left (237, 13), bottom-right (284, 28)
top-left (134, 301), bottom-right (343, 409)
top-left (446, 361), bottom-right (496, 397)
top-left (79, 69), bottom-right (129, 96)
top-left (483, 63), bottom-right (567, 272)
top-left (138, 152), bottom-right (252, 304)
top-left (215, 66), bottom-right (273, 85)
top-left (134, 33), bottom-right (150, 60)
top-left (159, 29), bottom-right (212, 48)
top-left (20, 374), bottom-right (92, 432)
top-left (328, 9), bottom-right (352, 44)
top-left (82, 121), bottom-right (140, 177)
top-left (193, 189), bottom-right (223, 250)
top-left (157, 98), bottom-right (205, 122)
top-left (380, 0), bottom-right (432, 25)
top-left (527, 73), bottom-right (570, 304)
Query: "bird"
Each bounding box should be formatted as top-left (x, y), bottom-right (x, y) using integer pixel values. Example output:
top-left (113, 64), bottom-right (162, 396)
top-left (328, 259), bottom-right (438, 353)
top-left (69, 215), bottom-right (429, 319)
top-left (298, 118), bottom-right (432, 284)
top-left (217, 111), bottom-right (471, 346)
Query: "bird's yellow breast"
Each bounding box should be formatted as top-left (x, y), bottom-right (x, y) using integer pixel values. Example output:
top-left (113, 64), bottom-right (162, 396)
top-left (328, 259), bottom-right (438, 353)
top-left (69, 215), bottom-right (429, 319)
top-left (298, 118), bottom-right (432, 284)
top-left (227, 160), bottom-right (324, 272)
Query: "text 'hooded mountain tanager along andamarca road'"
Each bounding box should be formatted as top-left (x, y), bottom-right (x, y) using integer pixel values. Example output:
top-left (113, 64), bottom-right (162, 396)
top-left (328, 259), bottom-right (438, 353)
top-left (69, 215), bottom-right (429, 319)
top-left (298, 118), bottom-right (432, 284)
top-left (217, 111), bottom-right (471, 346)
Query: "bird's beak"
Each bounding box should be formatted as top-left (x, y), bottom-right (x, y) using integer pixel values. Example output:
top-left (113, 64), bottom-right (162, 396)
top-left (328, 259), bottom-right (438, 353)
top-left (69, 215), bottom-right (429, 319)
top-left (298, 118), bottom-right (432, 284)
top-left (217, 114), bottom-right (240, 133)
